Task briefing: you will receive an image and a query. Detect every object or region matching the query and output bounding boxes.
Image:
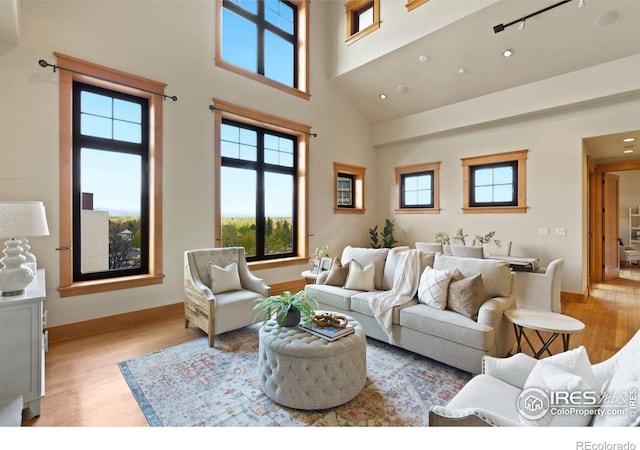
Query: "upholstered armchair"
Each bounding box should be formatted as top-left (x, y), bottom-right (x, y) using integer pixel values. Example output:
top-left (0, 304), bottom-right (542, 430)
top-left (516, 259), bottom-right (564, 313)
top-left (620, 244), bottom-right (640, 267)
top-left (184, 247), bottom-right (270, 347)
top-left (429, 330), bottom-right (640, 427)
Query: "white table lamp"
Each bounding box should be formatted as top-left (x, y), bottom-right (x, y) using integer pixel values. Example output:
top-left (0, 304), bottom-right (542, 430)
top-left (0, 201), bottom-right (50, 296)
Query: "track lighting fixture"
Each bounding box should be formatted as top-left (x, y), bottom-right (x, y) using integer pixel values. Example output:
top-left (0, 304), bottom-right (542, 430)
top-left (493, 0), bottom-right (577, 33)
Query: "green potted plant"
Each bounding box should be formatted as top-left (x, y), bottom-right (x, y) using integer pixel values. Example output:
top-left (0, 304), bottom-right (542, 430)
top-left (369, 218), bottom-right (398, 248)
top-left (475, 231), bottom-right (501, 247)
top-left (254, 290), bottom-right (319, 328)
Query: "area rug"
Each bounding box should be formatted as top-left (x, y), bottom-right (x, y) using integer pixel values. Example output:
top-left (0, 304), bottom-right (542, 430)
top-left (118, 325), bottom-right (472, 426)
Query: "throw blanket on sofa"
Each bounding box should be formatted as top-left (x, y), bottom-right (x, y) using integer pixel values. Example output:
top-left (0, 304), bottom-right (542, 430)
top-left (370, 249), bottom-right (421, 342)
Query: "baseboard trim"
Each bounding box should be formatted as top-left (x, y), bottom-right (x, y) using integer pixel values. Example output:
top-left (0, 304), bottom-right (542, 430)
top-left (561, 289), bottom-right (589, 304)
top-left (47, 279), bottom-right (307, 342)
top-left (47, 302), bottom-right (184, 343)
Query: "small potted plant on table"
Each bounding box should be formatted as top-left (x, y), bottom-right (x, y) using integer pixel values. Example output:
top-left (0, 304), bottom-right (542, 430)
top-left (254, 290), bottom-right (319, 328)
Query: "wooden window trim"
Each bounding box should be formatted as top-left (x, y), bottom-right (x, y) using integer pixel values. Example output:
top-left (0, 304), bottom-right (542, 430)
top-left (334, 162), bottom-right (366, 214)
top-left (405, 0), bottom-right (429, 12)
top-left (215, 0), bottom-right (310, 100)
top-left (213, 98), bottom-right (311, 266)
top-left (461, 150), bottom-right (528, 214)
top-left (345, 0), bottom-right (380, 45)
top-left (394, 162), bottom-right (440, 214)
top-left (56, 52), bottom-right (165, 297)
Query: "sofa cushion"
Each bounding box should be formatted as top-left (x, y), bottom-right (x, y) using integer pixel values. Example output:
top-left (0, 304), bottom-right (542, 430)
top-left (344, 260), bottom-right (376, 291)
top-left (351, 291), bottom-right (418, 324)
top-left (208, 260), bottom-right (241, 294)
top-left (418, 266), bottom-right (451, 310)
top-left (520, 346), bottom-right (597, 426)
top-left (400, 304), bottom-right (494, 351)
top-left (324, 256), bottom-right (349, 287)
top-left (341, 246), bottom-right (389, 290)
top-left (447, 272), bottom-right (486, 320)
top-left (434, 254), bottom-right (511, 299)
top-left (304, 284), bottom-right (360, 310)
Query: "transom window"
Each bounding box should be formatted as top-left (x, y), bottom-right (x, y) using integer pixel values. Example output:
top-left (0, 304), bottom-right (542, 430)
top-left (470, 162), bottom-right (517, 207)
top-left (345, 0), bottom-right (380, 44)
top-left (333, 162), bottom-right (366, 214)
top-left (217, 0), bottom-right (309, 99)
top-left (461, 150), bottom-right (528, 214)
top-left (401, 171), bottom-right (434, 208)
top-left (394, 162), bottom-right (440, 214)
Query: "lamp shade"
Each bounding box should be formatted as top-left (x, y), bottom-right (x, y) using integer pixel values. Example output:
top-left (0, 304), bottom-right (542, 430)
top-left (0, 201), bottom-right (50, 238)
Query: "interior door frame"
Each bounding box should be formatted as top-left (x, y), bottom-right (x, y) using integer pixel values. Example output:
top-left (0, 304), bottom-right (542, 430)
top-left (590, 159), bottom-right (640, 282)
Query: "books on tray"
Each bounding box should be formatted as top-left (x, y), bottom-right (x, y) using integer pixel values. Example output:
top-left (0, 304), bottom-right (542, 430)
top-left (298, 321), bottom-right (355, 341)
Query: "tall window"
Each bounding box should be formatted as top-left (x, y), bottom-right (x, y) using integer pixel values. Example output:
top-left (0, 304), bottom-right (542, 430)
top-left (73, 82), bottom-right (149, 281)
top-left (462, 150), bottom-right (528, 214)
top-left (394, 162), bottom-right (440, 214)
top-left (57, 52), bottom-right (164, 297)
top-left (220, 119), bottom-right (297, 260)
top-left (214, 99), bottom-right (310, 268)
top-left (217, 0), bottom-right (310, 99)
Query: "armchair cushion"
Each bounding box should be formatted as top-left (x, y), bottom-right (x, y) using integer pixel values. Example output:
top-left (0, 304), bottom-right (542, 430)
top-left (208, 260), bottom-right (242, 294)
top-left (520, 346), bottom-right (597, 426)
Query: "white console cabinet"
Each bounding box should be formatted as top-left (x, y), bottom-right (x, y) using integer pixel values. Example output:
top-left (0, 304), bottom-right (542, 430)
top-left (0, 269), bottom-right (46, 421)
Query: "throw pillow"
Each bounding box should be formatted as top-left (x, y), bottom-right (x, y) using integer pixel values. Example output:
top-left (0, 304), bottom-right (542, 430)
top-left (520, 346), bottom-right (598, 426)
top-left (417, 266), bottom-right (452, 310)
top-left (447, 272), bottom-right (486, 320)
top-left (343, 260), bottom-right (376, 291)
top-left (323, 256), bottom-right (349, 287)
top-left (208, 260), bottom-right (242, 294)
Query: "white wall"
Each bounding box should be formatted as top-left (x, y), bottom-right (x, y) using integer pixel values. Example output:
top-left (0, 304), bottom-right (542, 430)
top-left (0, 1), bottom-right (377, 327)
top-left (375, 95), bottom-right (640, 295)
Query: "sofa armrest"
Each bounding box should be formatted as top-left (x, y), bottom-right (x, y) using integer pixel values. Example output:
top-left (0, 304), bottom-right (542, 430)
top-left (482, 353), bottom-right (538, 389)
top-left (429, 406), bottom-right (521, 427)
top-left (477, 293), bottom-right (515, 329)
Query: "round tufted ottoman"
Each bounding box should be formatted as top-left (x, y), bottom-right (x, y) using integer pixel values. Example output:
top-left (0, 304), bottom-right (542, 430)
top-left (258, 314), bottom-right (367, 410)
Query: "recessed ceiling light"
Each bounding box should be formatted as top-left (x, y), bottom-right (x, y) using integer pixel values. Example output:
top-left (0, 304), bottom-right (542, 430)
top-left (502, 48), bottom-right (514, 58)
top-left (458, 68), bottom-right (466, 74)
top-left (418, 55), bottom-right (428, 63)
top-left (595, 10), bottom-right (619, 28)
top-left (379, 93), bottom-right (387, 100)
top-left (623, 138), bottom-right (636, 143)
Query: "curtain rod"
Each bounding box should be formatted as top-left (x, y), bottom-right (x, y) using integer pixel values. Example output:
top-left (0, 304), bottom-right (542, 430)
top-left (38, 59), bottom-right (178, 102)
top-left (209, 104), bottom-right (317, 138)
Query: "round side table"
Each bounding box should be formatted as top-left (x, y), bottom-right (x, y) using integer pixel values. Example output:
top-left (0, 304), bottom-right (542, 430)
top-left (505, 308), bottom-right (585, 359)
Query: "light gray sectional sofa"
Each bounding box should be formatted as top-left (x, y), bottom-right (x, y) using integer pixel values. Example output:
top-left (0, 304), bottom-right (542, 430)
top-left (304, 246), bottom-right (517, 374)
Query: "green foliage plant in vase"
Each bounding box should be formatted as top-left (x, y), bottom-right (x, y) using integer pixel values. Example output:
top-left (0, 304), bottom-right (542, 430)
top-left (254, 290), bottom-right (319, 328)
top-left (369, 218), bottom-right (398, 248)
top-left (475, 231), bottom-right (501, 247)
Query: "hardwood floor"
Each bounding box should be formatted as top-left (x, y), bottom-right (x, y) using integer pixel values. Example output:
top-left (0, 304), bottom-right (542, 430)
top-left (25, 268), bottom-right (640, 427)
